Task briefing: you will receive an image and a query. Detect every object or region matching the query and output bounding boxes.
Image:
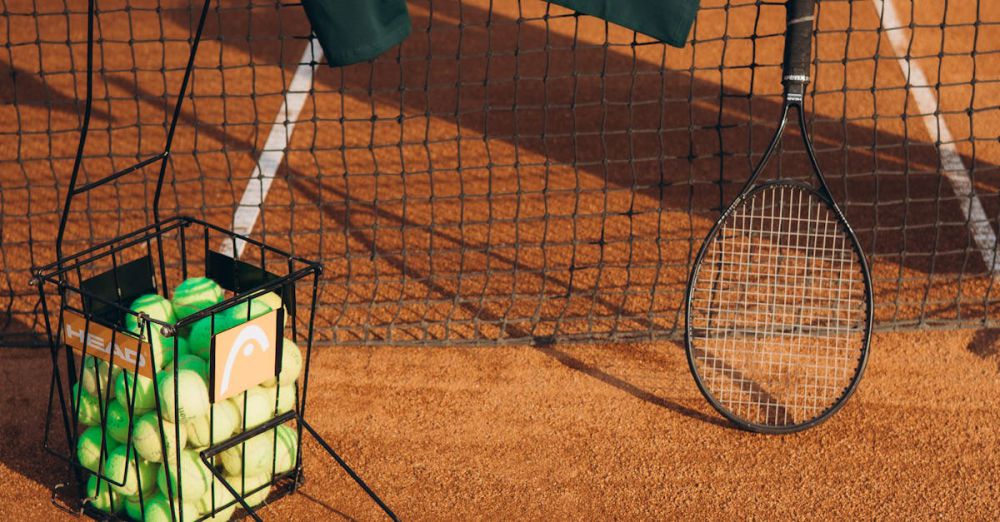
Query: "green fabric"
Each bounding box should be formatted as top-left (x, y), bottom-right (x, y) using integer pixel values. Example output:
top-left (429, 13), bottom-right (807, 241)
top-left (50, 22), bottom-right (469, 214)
top-left (547, 0), bottom-right (700, 48)
top-left (301, 0), bottom-right (411, 67)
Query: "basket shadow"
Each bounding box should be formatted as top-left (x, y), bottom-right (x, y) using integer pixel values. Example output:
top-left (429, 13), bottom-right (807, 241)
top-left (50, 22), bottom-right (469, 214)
top-left (291, 490), bottom-right (361, 522)
top-left (0, 313), bottom-right (48, 348)
top-left (0, 347), bottom-right (72, 497)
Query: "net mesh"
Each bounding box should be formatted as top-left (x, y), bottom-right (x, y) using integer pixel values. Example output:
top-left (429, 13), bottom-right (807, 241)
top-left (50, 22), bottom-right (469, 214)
top-left (1, 0), bottom-right (998, 347)
top-left (689, 183), bottom-right (867, 428)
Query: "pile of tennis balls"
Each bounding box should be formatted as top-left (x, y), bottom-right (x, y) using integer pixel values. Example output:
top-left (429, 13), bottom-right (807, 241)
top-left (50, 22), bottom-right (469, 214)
top-left (72, 276), bottom-right (303, 521)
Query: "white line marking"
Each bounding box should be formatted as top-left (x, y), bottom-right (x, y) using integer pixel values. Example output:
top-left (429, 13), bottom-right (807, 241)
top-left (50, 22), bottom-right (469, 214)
top-left (221, 38), bottom-right (323, 258)
top-left (872, 0), bottom-right (999, 273)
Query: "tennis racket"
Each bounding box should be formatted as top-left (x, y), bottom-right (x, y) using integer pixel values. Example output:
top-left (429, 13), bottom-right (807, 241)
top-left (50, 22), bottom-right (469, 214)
top-left (684, 0), bottom-right (873, 434)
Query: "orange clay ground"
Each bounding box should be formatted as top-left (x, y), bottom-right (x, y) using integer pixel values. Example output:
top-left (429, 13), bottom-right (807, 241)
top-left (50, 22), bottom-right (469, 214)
top-left (3, 329), bottom-right (998, 520)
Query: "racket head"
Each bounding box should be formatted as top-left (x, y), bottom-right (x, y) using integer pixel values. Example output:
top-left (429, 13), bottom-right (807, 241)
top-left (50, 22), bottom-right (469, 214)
top-left (685, 180), bottom-right (873, 434)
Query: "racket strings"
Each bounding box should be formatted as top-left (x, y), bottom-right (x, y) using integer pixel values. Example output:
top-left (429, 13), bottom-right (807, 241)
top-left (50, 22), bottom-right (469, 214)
top-left (690, 184), bottom-right (866, 427)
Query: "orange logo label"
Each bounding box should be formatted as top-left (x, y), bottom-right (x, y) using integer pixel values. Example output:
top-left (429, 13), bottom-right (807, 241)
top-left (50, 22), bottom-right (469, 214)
top-left (211, 309), bottom-right (281, 403)
top-left (63, 310), bottom-right (154, 379)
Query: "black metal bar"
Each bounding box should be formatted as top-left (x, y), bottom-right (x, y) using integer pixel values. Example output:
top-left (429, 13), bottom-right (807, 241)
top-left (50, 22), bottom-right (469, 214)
top-left (201, 411), bottom-right (297, 460)
top-left (36, 215), bottom-right (319, 282)
top-left (299, 419), bottom-right (398, 521)
top-left (151, 0), bottom-right (211, 222)
top-left (54, 0), bottom-right (95, 263)
top-left (173, 266), bottom-right (318, 329)
top-left (69, 153), bottom-right (168, 196)
top-left (35, 217), bottom-right (188, 279)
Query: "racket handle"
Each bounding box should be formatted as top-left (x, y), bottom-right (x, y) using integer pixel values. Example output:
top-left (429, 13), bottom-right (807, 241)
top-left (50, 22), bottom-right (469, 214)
top-left (782, 0), bottom-right (815, 100)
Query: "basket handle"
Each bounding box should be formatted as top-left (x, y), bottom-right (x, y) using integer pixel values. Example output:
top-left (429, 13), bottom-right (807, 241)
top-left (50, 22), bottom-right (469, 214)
top-left (55, 0), bottom-right (212, 261)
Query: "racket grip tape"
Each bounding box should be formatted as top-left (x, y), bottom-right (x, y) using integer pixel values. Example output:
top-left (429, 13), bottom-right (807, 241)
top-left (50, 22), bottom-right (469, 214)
top-left (782, 0), bottom-right (815, 97)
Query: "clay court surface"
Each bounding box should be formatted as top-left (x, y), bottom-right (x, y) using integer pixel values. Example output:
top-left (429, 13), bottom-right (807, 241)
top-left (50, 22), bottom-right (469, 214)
top-left (2, 0), bottom-right (999, 519)
top-left (3, 330), bottom-right (1000, 519)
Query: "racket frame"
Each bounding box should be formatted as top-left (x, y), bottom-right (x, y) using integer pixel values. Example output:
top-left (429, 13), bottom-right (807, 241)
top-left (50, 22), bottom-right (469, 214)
top-left (683, 0), bottom-right (875, 434)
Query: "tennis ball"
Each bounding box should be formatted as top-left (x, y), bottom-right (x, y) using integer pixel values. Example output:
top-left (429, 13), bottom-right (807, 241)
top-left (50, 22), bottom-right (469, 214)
top-left (166, 354), bottom-right (209, 382)
top-left (133, 411), bottom-right (187, 463)
top-left (272, 424), bottom-right (299, 475)
top-left (80, 356), bottom-right (118, 401)
top-left (187, 300), bottom-right (272, 359)
top-left (261, 337), bottom-right (302, 388)
top-left (229, 386), bottom-right (273, 433)
top-left (86, 475), bottom-right (123, 515)
top-left (218, 429), bottom-right (276, 477)
top-left (158, 369), bottom-right (210, 424)
top-left (172, 277), bottom-right (225, 320)
top-left (253, 291), bottom-right (287, 327)
top-left (125, 294), bottom-right (178, 370)
top-left (262, 384), bottom-right (296, 417)
top-left (223, 472), bottom-right (271, 508)
top-left (185, 400), bottom-right (240, 450)
top-left (197, 478), bottom-right (237, 522)
top-left (115, 371), bottom-right (156, 415)
top-left (105, 399), bottom-right (133, 444)
top-left (174, 336), bottom-right (190, 360)
top-left (122, 494), bottom-right (143, 521)
top-left (142, 493), bottom-right (200, 522)
top-left (71, 383), bottom-right (102, 426)
top-left (157, 449), bottom-right (212, 501)
top-left (104, 445), bottom-right (159, 497)
top-left (77, 425), bottom-right (118, 473)
top-left (125, 294), bottom-right (177, 334)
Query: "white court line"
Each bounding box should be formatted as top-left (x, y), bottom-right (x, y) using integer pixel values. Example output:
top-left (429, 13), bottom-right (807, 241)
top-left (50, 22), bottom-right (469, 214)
top-left (871, 0), bottom-right (999, 274)
top-left (221, 38), bottom-right (323, 258)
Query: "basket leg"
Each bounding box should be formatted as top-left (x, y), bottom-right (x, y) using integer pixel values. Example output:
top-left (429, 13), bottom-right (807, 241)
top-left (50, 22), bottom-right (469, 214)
top-left (298, 417), bottom-right (398, 521)
top-left (197, 413), bottom-right (397, 521)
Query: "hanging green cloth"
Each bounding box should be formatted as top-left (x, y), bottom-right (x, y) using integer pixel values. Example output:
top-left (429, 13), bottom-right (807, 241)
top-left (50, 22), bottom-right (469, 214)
top-left (547, 0), bottom-right (700, 48)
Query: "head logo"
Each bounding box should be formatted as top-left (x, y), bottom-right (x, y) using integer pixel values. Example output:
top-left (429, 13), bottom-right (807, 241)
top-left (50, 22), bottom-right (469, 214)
top-left (63, 310), bottom-right (153, 378)
top-left (211, 309), bottom-right (281, 402)
top-left (219, 324), bottom-right (270, 396)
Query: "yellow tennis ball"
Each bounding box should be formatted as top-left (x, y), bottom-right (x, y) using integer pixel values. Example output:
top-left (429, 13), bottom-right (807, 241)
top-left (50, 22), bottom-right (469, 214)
top-left (80, 356), bottom-right (118, 401)
top-left (185, 400), bottom-right (240, 450)
top-left (223, 472), bottom-right (271, 508)
top-left (77, 425), bottom-right (118, 473)
top-left (142, 493), bottom-right (200, 522)
top-left (156, 449), bottom-right (212, 502)
top-left (171, 277), bottom-right (225, 321)
top-left (261, 338), bottom-right (302, 388)
top-left (125, 294), bottom-right (178, 370)
top-left (157, 369), bottom-right (210, 424)
top-left (186, 300), bottom-right (272, 359)
top-left (262, 384), bottom-right (296, 417)
top-left (133, 411), bottom-right (187, 463)
top-left (71, 383), bottom-right (102, 426)
top-left (104, 445), bottom-right (158, 497)
top-left (228, 386), bottom-right (272, 433)
top-left (166, 354), bottom-right (208, 382)
top-left (125, 294), bottom-right (177, 333)
top-left (86, 475), bottom-right (123, 515)
top-left (115, 371), bottom-right (156, 415)
top-left (197, 477), bottom-right (238, 522)
top-left (272, 424), bottom-right (299, 475)
top-left (105, 399), bottom-right (133, 444)
top-left (218, 429), bottom-right (276, 477)
top-left (122, 494), bottom-right (143, 521)
top-left (253, 291), bottom-right (287, 327)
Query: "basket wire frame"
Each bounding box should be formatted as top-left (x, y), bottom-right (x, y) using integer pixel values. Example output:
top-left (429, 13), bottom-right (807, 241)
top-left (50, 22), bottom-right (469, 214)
top-left (30, 1), bottom-right (396, 519)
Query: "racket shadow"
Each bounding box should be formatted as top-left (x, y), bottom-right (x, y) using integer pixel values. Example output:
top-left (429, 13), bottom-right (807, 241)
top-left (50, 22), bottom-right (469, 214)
top-left (688, 346), bottom-right (791, 426)
top-left (532, 343), bottom-right (730, 429)
top-left (284, 171), bottom-right (730, 430)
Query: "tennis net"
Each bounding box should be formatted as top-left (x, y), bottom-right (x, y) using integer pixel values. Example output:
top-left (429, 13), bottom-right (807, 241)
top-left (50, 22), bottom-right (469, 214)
top-left (2, 0), bottom-right (998, 347)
